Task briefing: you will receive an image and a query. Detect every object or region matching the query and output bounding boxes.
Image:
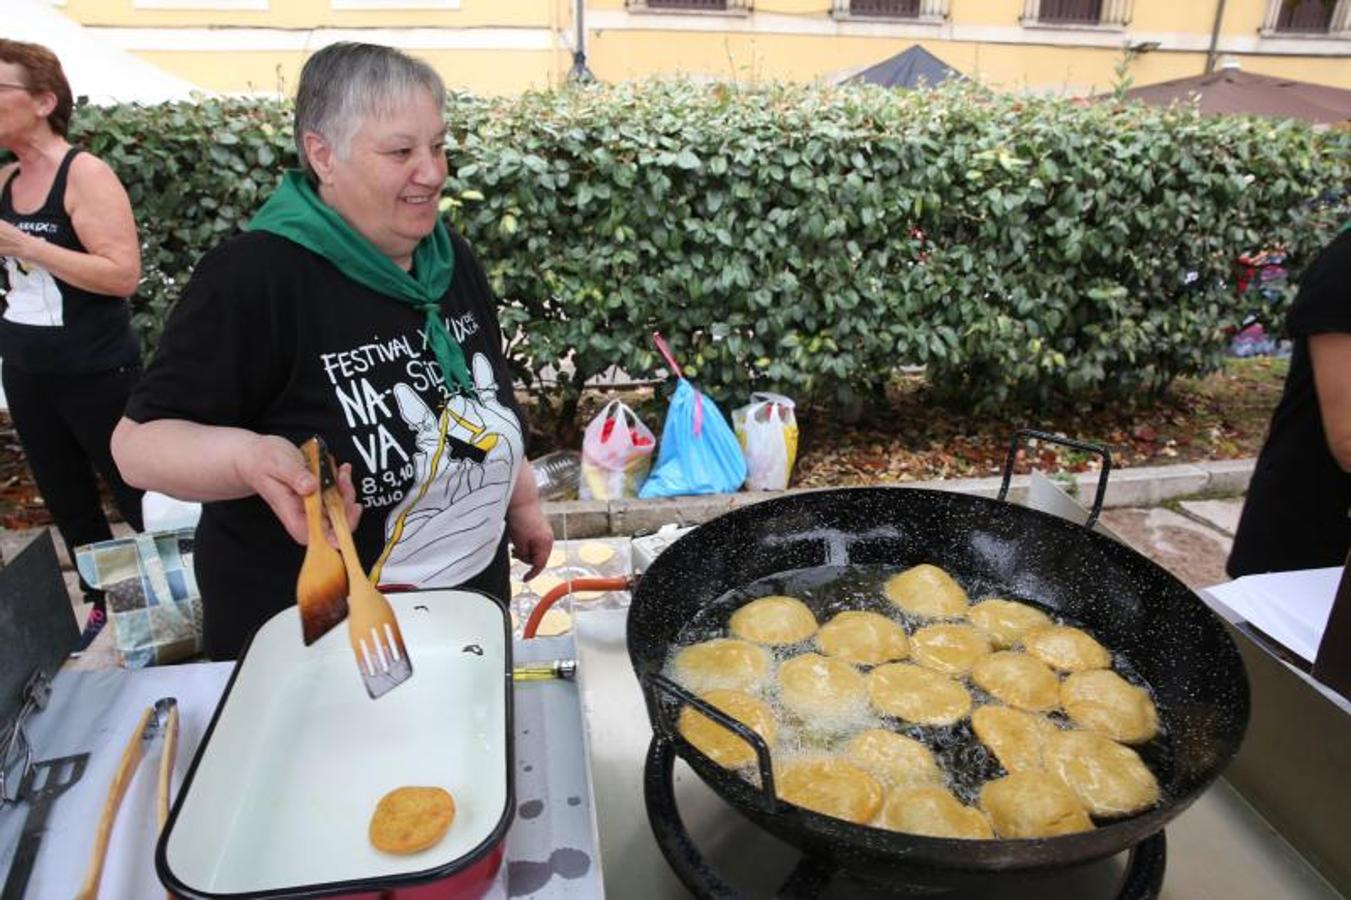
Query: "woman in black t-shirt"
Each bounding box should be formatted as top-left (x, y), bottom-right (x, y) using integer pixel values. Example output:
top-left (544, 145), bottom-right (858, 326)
top-left (112, 43), bottom-right (554, 659)
top-left (1228, 228), bottom-right (1351, 577)
top-left (0, 40), bottom-right (144, 651)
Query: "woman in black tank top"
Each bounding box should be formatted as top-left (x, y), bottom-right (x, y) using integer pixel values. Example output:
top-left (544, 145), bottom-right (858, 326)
top-left (0, 40), bottom-right (145, 652)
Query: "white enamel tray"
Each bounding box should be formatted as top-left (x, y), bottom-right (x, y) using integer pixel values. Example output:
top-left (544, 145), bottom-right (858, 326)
top-left (158, 589), bottom-right (512, 897)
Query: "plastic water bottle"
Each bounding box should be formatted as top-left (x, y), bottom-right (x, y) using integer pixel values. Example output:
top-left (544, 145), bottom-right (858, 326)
top-left (532, 450), bottom-right (581, 501)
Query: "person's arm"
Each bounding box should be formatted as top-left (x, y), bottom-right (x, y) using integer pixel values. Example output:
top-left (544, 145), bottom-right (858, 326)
top-left (1, 154), bottom-right (141, 297)
top-left (506, 462), bottom-right (553, 581)
top-left (1310, 332), bottom-right (1351, 472)
top-left (111, 417), bottom-right (360, 544)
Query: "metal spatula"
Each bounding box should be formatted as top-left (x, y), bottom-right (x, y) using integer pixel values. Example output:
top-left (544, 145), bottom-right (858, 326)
top-left (2, 753), bottom-right (90, 900)
top-left (317, 449), bottom-right (413, 699)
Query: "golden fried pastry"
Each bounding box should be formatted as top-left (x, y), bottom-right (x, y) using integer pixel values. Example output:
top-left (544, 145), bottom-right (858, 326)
top-left (369, 786), bottom-right (456, 854)
top-left (546, 549), bottom-right (566, 568)
top-left (910, 624), bottom-right (993, 676)
top-left (527, 573), bottom-right (563, 598)
top-left (867, 663), bottom-right (972, 725)
top-left (843, 729), bottom-right (942, 791)
top-left (729, 595), bottom-right (819, 646)
top-left (1060, 669), bottom-right (1159, 744)
top-left (884, 565), bottom-right (969, 619)
top-left (775, 757), bottom-right (884, 825)
top-left (971, 651), bottom-right (1061, 712)
top-left (968, 599), bottom-right (1053, 649)
top-left (578, 541), bottom-right (616, 565)
top-left (971, 705), bottom-right (1055, 774)
top-left (815, 611), bottom-right (910, 666)
top-left (979, 771), bottom-right (1094, 838)
top-left (879, 786), bottom-right (994, 839)
top-left (673, 638), bottom-right (773, 693)
top-left (1022, 625), bottom-right (1111, 673)
top-left (776, 653), bottom-right (868, 723)
top-left (677, 689), bottom-right (778, 769)
top-left (533, 608), bottom-right (573, 636)
top-left (1043, 730), bottom-right (1160, 817)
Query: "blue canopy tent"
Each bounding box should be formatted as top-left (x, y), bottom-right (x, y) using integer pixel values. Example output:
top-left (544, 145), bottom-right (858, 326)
top-left (846, 44), bottom-right (965, 90)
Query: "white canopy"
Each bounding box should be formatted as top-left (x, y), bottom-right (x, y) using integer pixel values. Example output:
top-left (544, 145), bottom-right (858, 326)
top-left (8, 0), bottom-right (202, 105)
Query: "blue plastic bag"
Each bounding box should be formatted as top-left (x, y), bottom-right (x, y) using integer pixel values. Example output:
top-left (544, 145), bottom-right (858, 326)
top-left (639, 379), bottom-right (748, 498)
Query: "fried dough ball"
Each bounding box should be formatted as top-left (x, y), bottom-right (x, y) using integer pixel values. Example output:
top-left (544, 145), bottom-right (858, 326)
top-left (867, 663), bottom-right (972, 725)
top-left (1043, 730), bottom-right (1160, 817)
top-left (879, 786), bottom-right (993, 839)
top-left (729, 595), bottom-right (818, 646)
top-left (971, 651), bottom-right (1061, 712)
top-left (883, 564), bottom-right (969, 619)
top-left (672, 638), bottom-right (773, 693)
top-left (910, 624), bottom-right (993, 677)
top-left (842, 729), bottom-right (943, 791)
top-left (776, 653), bottom-right (868, 723)
top-left (1022, 625), bottom-right (1112, 673)
top-left (971, 705), bottom-right (1055, 774)
top-left (677, 689), bottom-right (778, 769)
top-left (979, 771), bottom-right (1095, 838)
top-left (968, 599), bottom-right (1053, 649)
top-left (775, 757), bottom-right (884, 825)
top-left (815, 611), bottom-right (910, 666)
top-left (369, 786), bottom-right (456, 854)
top-left (1060, 669), bottom-right (1160, 744)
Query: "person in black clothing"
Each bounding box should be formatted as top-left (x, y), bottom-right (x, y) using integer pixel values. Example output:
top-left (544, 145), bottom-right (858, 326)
top-left (112, 43), bottom-right (553, 659)
top-left (1228, 228), bottom-right (1351, 577)
top-left (0, 40), bottom-right (144, 651)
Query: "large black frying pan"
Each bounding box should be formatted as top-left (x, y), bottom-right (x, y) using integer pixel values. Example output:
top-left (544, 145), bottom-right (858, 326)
top-left (627, 434), bottom-right (1249, 891)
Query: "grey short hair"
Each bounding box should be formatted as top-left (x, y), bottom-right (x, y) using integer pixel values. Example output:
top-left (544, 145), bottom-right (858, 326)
top-left (294, 42), bottom-right (446, 178)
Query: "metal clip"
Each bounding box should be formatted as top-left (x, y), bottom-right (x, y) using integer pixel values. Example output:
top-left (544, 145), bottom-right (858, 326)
top-left (1, 671), bottom-right (54, 808)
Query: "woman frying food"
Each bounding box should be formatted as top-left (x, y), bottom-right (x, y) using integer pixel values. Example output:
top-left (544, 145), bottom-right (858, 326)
top-left (112, 42), bottom-right (553, 659)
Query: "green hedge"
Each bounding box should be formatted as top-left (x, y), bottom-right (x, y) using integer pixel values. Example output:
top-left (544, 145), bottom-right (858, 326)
top-left (71, 81), bottom-right (1350, 418)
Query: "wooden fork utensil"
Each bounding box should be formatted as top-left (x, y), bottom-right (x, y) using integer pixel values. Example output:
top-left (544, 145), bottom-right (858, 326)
top-left (316, 444), bottom-right (414, 699)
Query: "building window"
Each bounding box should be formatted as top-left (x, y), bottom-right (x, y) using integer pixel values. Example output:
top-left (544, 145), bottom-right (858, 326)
top-left (832, 0), bottom-right (949, 20)
top-left (629, 0), bottom-right (742, 10)
top-left (1262, 0), bottom-right (1351, 34)
top-left (1020, 0), bottom-right (1132, 27)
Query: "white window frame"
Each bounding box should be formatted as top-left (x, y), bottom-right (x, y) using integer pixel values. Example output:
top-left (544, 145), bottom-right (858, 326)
top-left (1020, 0), bottom-right (1133, 32)
top-left (1259, 0), bottom-right (1351, 37)
top-left (625, 0), bottom-right (752, 17)
top-left (831, 0), bottom-right (949, 24)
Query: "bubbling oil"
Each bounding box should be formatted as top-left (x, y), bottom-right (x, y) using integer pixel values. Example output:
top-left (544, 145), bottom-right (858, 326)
top-left (659, 563), bottom-right (1173, 824)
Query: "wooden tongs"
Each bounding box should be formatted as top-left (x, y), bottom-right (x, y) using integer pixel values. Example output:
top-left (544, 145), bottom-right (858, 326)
top-left (296, 436), bottom-right (414, 699)
top-left (76, 697), bottom-right (178, 900)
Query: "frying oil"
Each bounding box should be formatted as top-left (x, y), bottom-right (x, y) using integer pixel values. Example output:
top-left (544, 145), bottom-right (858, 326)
top-left (659, 563), bottom-right (1172, 819)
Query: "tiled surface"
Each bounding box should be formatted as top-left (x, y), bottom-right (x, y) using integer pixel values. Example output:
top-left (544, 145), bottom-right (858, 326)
top-left (1179, 498), bottom-right (1246, 537)
top-left (1099, 506), bottom-right (1235, 590)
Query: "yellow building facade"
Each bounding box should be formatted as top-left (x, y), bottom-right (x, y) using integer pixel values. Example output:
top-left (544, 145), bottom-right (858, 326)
top-left (50, 0), bottom-right (1351, 96)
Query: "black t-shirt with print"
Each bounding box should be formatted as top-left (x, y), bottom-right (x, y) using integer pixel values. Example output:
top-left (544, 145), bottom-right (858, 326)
top-left (1229, 229), bottom-right (1351, 577)
top-left (126, 230), bottom-right (527, 659)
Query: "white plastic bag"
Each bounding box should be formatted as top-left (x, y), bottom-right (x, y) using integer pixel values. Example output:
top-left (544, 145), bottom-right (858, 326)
top-left (733, 392), bottom-right (799, 491)
top-left (580, 399), bottom-right (656, 500)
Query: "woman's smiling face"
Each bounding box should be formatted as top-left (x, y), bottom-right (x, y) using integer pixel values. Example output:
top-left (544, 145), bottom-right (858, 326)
top-left (309, 87), bottom-right (448, 269)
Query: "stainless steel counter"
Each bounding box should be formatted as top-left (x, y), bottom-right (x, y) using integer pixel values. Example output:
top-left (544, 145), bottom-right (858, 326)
top-left (574, 608), bottom-right (1343, 899)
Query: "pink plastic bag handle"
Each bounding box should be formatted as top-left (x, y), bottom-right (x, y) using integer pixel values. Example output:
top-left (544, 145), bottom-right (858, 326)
top-left (652, 331), bottom-right (682, 377)
top-left (652, 331), bottom-right (702, 437)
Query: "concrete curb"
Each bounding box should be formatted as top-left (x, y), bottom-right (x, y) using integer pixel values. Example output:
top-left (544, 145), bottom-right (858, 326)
top-left (541, 458), bottom-right (1257, 539)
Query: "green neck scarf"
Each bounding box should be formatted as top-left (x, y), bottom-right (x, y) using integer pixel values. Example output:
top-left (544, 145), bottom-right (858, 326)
top-left (248, 170), bottom-right (473, 394)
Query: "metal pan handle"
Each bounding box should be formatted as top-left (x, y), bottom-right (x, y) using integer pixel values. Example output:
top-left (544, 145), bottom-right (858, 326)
top-left (641, 673), bottom-right (778, 812)
top-left (998, 429), bottom-right (1113, 530)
